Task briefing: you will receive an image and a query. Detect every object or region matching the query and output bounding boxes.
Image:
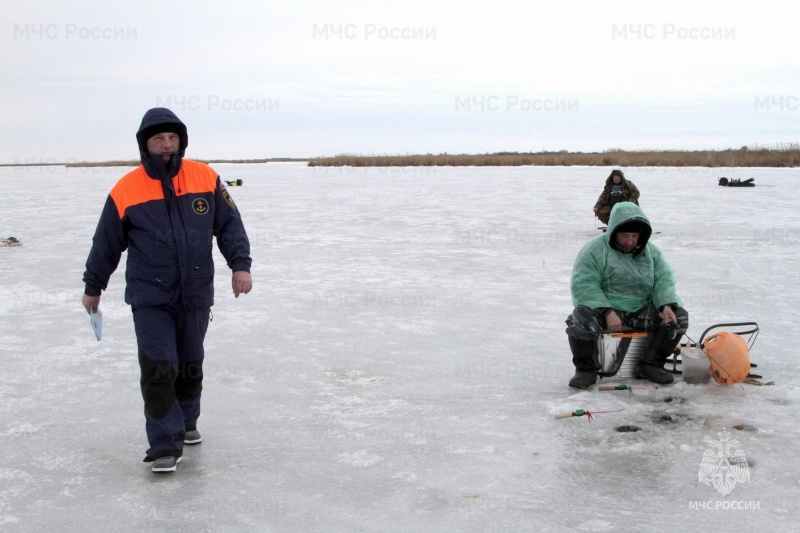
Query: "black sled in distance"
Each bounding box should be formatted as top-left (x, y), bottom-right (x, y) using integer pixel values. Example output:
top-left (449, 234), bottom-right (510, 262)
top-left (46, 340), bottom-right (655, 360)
top-left (718, 177), bottom-right (755, 187)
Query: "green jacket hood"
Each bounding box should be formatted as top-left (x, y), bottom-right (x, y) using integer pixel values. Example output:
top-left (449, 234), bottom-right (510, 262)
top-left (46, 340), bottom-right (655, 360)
top-left (607, 202), bottom-right (652, 256)
top-left (571, 201), bottom-right (681, 313)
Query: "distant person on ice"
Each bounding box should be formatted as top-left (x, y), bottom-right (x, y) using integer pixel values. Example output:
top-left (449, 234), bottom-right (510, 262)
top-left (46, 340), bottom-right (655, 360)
top-left (81, 108), bottom-right (253, 473)
top-left (593, 169), bottom-right (640, 225)
top-left (565, 202), bottom-right (688, 389)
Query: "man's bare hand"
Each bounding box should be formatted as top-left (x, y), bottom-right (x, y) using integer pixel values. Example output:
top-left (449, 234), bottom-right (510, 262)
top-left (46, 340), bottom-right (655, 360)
top-left (660, 306), bottom-right (677, 325)
top-left (82, 294), bottom-right (100, 314)
top-left (232, 270), bottom-right (252, 298)
top-left (605, 310), bottom-right (623, 332)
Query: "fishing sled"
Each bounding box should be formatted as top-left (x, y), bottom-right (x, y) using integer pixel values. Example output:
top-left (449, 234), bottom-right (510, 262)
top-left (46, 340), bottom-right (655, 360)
top-left (718, 177), bottom-right (755, 187)
top-left (594, 321), bottom-right (760, 383)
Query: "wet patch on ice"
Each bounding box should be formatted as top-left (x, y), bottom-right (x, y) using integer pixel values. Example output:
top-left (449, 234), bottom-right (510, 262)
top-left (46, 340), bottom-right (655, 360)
top-left (649, 410), bottom-right (690, 424)
top-left (652, 412), bottom-right (675, 423)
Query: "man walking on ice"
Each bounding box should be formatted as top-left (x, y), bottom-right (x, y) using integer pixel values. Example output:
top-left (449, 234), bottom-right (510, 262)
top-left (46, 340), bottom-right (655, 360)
top-left (81, 108), bottom-right (252, 472)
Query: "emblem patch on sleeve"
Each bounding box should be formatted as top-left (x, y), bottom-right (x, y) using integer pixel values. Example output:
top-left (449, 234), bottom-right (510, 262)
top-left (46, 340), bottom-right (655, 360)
top-left (192, 198), bottom-right (210, 215)
top-left (222, 186), bottom-right (237, 210)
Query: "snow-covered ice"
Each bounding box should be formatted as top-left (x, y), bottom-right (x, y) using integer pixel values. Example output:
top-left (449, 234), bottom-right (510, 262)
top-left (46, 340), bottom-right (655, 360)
top-left (1, 162), bottom-right (799, 532)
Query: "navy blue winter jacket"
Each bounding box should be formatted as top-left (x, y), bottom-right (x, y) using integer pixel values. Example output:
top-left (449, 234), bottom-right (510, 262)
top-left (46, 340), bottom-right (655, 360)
top-left (83, 109), bottom-right (251, 309)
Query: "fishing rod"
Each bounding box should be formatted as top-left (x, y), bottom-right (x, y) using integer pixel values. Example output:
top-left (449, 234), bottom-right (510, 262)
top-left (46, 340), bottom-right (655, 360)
top-left (554, 408), bottom-right (624, 421)
top-left (598, 383), bottom-right (658, 397)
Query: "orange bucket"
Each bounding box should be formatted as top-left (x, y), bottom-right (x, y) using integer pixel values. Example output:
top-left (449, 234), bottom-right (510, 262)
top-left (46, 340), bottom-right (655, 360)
top-left (704, 331), bottom-right (750, 385)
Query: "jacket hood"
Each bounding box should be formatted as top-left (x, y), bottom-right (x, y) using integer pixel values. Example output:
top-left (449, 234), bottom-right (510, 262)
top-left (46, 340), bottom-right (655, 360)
top-left (604, 169), bottom-right (628, 187)
top-left (607, 201), bottom-right (652, 256)
top-left (136, 108), bottom-right (188, 154)
top-left (136, 108), bottom-right (188, 180)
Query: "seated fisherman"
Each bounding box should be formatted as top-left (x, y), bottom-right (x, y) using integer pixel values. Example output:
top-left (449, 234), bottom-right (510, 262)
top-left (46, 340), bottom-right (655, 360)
top-left (593, 169), bottom-right (640, 225)
top-left (565, 202), bottom-right (689, 389)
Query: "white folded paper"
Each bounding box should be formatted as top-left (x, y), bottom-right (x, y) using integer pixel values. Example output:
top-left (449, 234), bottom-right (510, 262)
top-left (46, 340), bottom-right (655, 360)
top-left (90, 308), bottom-right (103, 341)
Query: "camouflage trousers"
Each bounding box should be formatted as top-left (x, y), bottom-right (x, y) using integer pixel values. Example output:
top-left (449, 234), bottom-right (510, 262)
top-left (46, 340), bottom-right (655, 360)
top-left (566, 304), bottom-right (689, 367)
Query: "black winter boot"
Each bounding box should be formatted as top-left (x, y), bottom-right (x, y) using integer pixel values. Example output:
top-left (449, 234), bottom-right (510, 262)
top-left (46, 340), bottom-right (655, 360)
top-left (637, 362), bottom-right (674, 384)
top-left (568, 336), bottom-right (597, 389)
top-left (569, 371), bottom-right (597, 389)
top-left (637, 329), bottom-right (675, 384)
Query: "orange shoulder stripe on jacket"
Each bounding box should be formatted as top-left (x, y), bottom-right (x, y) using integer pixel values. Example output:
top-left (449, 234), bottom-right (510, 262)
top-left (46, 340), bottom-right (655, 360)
top-left (109, 166), bottom-right (164, 219)
top-left (174, 159), bottom-right (218, 197)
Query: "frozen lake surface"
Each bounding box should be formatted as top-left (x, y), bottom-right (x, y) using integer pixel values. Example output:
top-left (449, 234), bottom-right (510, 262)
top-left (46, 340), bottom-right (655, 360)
top-left (1, 162), bottom-right (799, 532)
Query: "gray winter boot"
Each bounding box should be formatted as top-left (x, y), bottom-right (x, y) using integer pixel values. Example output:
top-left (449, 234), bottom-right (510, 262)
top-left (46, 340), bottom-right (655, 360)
top-left (184, 429), bottom-right (202, 445)
top-left (151, 456), bottom-right (182, 473)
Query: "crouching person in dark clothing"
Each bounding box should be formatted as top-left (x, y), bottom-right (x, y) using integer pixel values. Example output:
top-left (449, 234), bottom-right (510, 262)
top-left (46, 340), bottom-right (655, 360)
top-left (565, 202), bottom-right (688, 389)
top-left (593, 169), bottom-right (640, 225)
top-left (81, 108), bottom-right (253, 473)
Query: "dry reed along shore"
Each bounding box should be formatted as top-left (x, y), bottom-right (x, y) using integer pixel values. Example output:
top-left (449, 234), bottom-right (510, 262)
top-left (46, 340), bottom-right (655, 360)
top-left (7, 146), bottom-right (798, 168)
top-left (307, 147), bottom-right (800, 167)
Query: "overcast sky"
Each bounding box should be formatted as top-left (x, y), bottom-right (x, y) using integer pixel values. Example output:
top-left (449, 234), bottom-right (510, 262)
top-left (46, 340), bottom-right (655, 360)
top-left (3, 0), bottom-right (799, 163)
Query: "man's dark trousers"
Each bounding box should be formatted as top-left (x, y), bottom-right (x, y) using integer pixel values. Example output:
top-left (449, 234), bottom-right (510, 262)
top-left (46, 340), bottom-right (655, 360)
top-left (133, 302), bottom-right (209, 461)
